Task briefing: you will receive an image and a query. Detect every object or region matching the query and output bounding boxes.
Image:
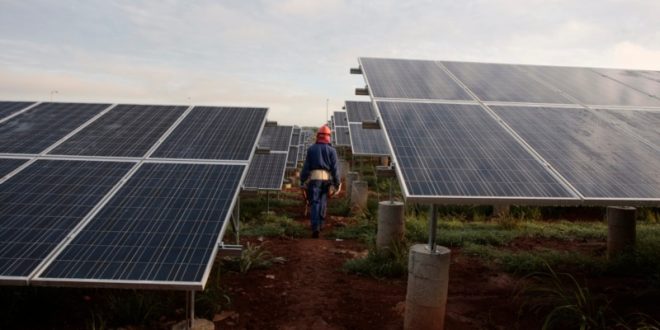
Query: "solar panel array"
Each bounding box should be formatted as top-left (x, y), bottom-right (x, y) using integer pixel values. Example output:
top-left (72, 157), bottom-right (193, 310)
top-left (244, 125), bottom-right (292, 190)
top-left (0, 101), bottom-right (267, 289)
top-left (359, 57), bottom-right (660, 205)
top-left (0, 101), bottom-right (35, 120)
top-left (344, 101), bottom-right (390, 156)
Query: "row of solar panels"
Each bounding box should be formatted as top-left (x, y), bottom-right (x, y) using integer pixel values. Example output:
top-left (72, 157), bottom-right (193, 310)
top-left (0, 101), bottom-right (271, 290)
top-left (333, 102), bottom-right (390, 156)
top-left (355, 58), bottom-right (660, 206)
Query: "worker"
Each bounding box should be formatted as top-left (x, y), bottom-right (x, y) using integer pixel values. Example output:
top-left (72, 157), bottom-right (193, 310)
top-left (300, 125), bottom-right (341, 238)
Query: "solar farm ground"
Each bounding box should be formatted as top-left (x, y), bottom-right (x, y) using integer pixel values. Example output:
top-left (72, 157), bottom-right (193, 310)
top-left (1, 159), bottom-right (660, 329)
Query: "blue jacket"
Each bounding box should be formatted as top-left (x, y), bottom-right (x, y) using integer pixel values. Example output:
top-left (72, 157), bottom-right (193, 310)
top-left (300, 143), bottom-right (340, 187)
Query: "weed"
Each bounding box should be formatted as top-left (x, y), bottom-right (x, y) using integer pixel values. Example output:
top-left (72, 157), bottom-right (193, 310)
top-left (242, 213), bottom-right (307, 238)
top-left (223, 243), bottom-right (284, 274)
top-left (344, 240), bottom-right (409, 278)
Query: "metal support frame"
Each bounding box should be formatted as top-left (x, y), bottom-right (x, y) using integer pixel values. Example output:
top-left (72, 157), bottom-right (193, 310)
top-left (186, 290), bottom-right (195, 329)
top-left (428, 205), bottom-right (438, 253)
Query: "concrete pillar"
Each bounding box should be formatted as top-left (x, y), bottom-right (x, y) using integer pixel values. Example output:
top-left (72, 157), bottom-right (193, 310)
top-left (377, 201), bottom-right (405, 250)
top-left (380, 156), bottom-right (390, 166)
top-left (346, 171), bottom-right (359, 198)
top-left (405, 244), bottom-right (451, 330)
top-left (339, 159), bottom-right (349, 183)
top-left (350, 180), bottom-right (368, 213)
top-left (607, 206), bottom-right (636, 259)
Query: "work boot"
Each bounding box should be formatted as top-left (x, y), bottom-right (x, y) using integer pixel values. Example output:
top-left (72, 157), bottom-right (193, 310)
top-left (312, 230), bottom-right (319, 238)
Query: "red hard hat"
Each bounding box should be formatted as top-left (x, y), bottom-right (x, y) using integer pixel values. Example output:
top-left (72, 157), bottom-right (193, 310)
top-left (317, 125), bottom-right (331, 135)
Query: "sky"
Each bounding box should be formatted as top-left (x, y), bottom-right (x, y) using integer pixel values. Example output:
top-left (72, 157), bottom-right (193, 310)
top-left (1, 0), bottom-right (658, 126)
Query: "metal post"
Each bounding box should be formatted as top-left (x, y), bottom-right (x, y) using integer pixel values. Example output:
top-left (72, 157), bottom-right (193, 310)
top-left (428, 205), bottom-right (438, 253)
top-left (389, 178), bottom-right (394, 203)
top-left (235, 195), bottom-right (240, 244)
top-left (266, 190), bottom-right (270, 214)
top-left (187, 290), bottom-right (195, 329)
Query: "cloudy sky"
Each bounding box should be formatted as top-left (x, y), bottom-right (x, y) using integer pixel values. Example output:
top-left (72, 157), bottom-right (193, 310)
top-left (1, 0), bottom-right (658, 126)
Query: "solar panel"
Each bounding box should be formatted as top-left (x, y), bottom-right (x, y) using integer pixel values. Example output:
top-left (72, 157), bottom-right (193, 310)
top-left (349, 123), bottom-right (390, 156)
top-left (286, 146), bottom-right (299, 169)
top-left (492, 105), bottom-right (660, 201)
top-left (376, 101), bottom-right (576, 202)
top-left (152, 106), bottom-right (267, 160)
top-left (359, 57), bottom-right (473, 101)
top-left (34, 163), bottom-right (244, 289)
top-left (333, 111), bottom-right (348, 126)
top-left (0, 103), bottom-right (110, 154)
top-left (0, 158), bottom-right (28, 178)
top-left (591, 68), bottom-right (660, 98)
top-left (0, 160), bottom-right (132, 283)
top-left (258, 125), bottom-right (293, 152)
top-left (593, 108), bottom-right (660, 148)
top-left (522, 65), bottom-right (660, 107)
top-left (243, 153), bottom-right (288, 190)
top-left (0, 101), bottom-right (34, 119)
top-left (345, 101), bottom-right (376, 123)
top-left (442, 61), bottom-right (574, 104)
top-left (51, 105), bottom-right (188, 157)
top-left (334, 126), bottom-right (351, 147)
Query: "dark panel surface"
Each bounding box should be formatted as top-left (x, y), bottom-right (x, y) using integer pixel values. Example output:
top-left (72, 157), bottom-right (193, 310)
top-left (244, 153), bottom-right (287, 190)
top-left (360, 57), bottom-right (473, 101)
top-left (0, 103), bottom-right (110, 154)
top-left (592, 68), bottom-right (660, 97)
top-left (333, 111), bottom-right (348, 126)
top-left (0, 101), bottom-right (34, 119)
top-left (0, 158), bottom-right (28, 178)
top-left (334, 126), bottom-right (351, 146)
top-left (492, 106), bottom-right (660, 199)
top-left (0, 160), bottom-right (132, 278)
top-left (522, 65), bottom-right (660, 107)
top-left (377, 102), bottom-right (575, 198)
top-left (345, 101), bottom-right (376, 123)
top-left (349, 123), bottom-right (390, 156)
top-left (51, 104), bottom-right (187, 157)
top-left (595, 109), bottom-right (660, 148)
top-left (39, 163), bottom-right (244, 283)
top-left (442, 61), bottom-right (573, 104)
top-left (286, 146), bottom-right (299, 169)
top-left (258, 126), bottom-right (292, 152)
top-left (152, 107), bottom-right (266, 160)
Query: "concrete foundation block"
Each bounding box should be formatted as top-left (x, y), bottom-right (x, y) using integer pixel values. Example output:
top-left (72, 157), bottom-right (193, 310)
top-left (607, 206), bottom-right (636, 259)
top-left (405, 244), bottom-right (451, 330)
top-left (377, 201), bottom-right (405, 250)
top-left (339, 159), bottom-right (349, 182)
top-left (346, 172), bottom-right (359, 198)
top-left (171, 318), bottom-right (214, 330)
top-left (380, 156), bottom-right (390, 166)
top-left (350, 180), bottom-right (368, 213)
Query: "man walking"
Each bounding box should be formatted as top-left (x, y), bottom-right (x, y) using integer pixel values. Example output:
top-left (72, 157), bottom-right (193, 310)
top-left (300, 125), bottom-right (341, 238)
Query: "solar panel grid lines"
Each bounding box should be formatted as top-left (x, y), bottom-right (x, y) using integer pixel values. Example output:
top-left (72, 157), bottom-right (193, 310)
top-left (0, 103), bottom-right (112, 154)
top-left (0, 160), bottom-right (134, 284)
top-left (375, 101), bottom-right (578, 204)
top-left (358, 57), bottom-right (474, 101)
top-left (258, 125), bottom-right (293, 152)
top-left (589, 68), bottom-right (660, 99)
top-left (592, 108), bottom-right (660, 151)
top-left (333, 111), bottom-right (348, 127)
top-left (345, 101), bottom-right (376, 123)
top-left (33, 162), bottom-right (246, 289)
top-left (243, 153), bottom-right (288, 190)
top-left (286, 146), bottom-right (299, 169)
top-left (50, 104), bottom-right (189, 158)
top-left (334, 126), bottom-right (351, 147)
top-left (491, 105), bottom-right (660, 202)
top-left (0, 101), bottom-right (37, 121)
top-left (348, 123), bottom-right (390, 156)
top-left (151, 106), bottom-right (268, 161)
top-left (0, 158), bottom-right (28, 179)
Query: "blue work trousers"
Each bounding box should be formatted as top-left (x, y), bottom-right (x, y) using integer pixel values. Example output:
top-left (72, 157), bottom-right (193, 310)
top-left (307, 180), bottom-right (331, 232)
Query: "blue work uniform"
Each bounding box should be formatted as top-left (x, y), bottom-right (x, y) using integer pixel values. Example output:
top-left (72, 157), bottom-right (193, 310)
top-left (300, 142), bottom-right (340, 233)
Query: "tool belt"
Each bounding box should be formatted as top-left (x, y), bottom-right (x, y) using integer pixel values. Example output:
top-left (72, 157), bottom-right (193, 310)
top-left (310, 169), bottom-right (332, 180)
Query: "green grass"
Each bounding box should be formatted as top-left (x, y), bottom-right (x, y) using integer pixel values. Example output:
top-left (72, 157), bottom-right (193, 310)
top-left (241, 213), bottom-right (307, 238)
top-left (344, 242), bottom-right (409, 279)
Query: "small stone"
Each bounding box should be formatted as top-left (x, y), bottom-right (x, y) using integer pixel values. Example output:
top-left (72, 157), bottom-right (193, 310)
top-left (265, 274), bottom-right (275, 280)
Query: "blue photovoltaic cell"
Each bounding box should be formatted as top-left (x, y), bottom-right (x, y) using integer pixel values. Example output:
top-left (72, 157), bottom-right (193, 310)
top-left (334, 126), bottom-right (351, 146)
top-left (287, 146), bottom-right (299, 169)
top-left (0, 103), bottom-right (110, 154)
top-left (492, 106), bottom-right (660, 200)
top-left (442, 61), bottom-right (573, 104)
top-left (244, 153), bottom-right (288, 190)
top-left (51, 104), bottom-right (187, 157)
top-left (0, 160), bottom-right (132, 279)
top-left (592, 68), bottom-right (660, 98)
top-left (333, 111), bottom-right (348, 126)
top-left (38, 163), bottom-right (244, 284)
top-left (377, 102), bottom-right (575, 199)
top-left (152, 106), bottom-right (267, 160)
top-left (360, 57), bottom-right (473, 101)
top-left (595, 109), bottom-right (660, 148)
top-left (0, 101), bottom-right (34, 119)
top-left (0, 158), bottom-right (28, 178)
top-left (345, 101), bottom-right (376, 123)
top-left (522, 65), bottom-right (660, 107)
top-left (258, 125), bottom-right (293, 152)
top-left (349, 123), bottom-right (390, 156)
